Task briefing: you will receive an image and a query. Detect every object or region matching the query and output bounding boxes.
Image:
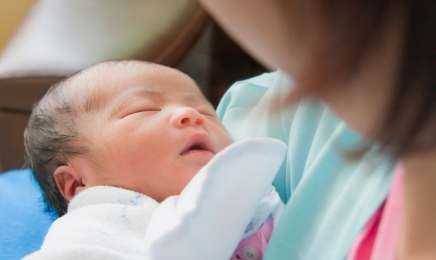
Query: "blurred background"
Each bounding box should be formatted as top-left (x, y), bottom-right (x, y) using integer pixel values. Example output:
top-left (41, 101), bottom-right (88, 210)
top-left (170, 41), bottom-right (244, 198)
top-left (0, 0), bottom-right (267, 172)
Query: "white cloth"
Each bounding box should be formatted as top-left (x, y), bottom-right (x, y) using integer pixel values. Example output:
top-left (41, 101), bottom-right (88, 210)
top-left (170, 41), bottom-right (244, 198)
top-left (24, 138), bottom-right (286, 260)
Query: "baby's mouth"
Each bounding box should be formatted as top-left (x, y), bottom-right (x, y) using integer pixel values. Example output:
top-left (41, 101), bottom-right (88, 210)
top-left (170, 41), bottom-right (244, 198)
top-left (180, 135), bottom-right (215, 156)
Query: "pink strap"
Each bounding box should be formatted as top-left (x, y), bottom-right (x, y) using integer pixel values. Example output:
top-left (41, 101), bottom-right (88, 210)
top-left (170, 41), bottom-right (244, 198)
top-left (347, 204), bottom-right (384, 260)
top-left (348, 164), bottom-right (404, 260)
top-left (371, 164), bottom-right (404, 259)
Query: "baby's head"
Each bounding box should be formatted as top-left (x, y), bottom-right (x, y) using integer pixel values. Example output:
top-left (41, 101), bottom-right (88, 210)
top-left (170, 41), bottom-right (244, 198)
top-left (25, 60), bottom-right (232, 217)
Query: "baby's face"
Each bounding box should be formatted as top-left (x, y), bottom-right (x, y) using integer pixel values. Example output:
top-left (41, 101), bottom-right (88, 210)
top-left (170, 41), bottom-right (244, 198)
top-left (74, 63), bottom-right (232, 201)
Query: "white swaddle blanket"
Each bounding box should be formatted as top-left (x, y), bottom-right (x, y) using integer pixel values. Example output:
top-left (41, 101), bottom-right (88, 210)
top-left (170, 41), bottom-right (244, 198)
top-left (24, 138), bottom-right (286, 260)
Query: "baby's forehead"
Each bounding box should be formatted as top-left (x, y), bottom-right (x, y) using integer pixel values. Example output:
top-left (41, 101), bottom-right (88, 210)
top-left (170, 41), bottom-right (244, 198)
top-left (72, 61), bottom-right (208, 112)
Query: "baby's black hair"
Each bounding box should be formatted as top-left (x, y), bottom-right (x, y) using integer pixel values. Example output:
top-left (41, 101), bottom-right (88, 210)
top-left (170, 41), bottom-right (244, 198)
top-left (25, 72), bottom-right (88, 217)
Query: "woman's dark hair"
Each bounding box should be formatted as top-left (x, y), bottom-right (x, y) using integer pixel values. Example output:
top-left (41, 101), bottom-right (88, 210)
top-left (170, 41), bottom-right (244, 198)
top-left (278, 0), bottom-right (436, 158)
top-left (379, 1), bottom-right (436, 157)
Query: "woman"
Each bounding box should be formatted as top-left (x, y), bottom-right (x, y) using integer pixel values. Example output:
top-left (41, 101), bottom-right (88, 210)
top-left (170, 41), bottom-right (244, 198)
top-left (203, 1), bottom-right (436, 259)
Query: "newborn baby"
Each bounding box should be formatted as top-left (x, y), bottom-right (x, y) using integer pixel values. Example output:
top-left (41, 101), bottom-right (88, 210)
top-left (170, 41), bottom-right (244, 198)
top-left (24, 60), bottom-right (286, 260)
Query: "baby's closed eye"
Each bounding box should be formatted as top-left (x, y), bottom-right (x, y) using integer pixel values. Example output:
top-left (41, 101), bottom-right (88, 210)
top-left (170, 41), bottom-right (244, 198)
top-left (122, 107), bottom-right (161, 118)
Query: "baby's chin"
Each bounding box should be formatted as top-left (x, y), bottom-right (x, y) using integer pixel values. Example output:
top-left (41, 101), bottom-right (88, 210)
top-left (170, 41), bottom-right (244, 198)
top-left (181, 149), bottom-right (215, 168)
top-left (181, 155), bottom-right (215, 181)
top-left (191, 157), bottom-right (215, 174)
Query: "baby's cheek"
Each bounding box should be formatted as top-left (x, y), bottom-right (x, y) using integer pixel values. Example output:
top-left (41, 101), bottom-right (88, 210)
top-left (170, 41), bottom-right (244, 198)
top-left (216, 127), bottom-right (233, 151)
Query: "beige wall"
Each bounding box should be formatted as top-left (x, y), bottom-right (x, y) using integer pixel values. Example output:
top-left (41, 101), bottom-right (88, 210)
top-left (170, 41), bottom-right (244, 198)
top-left (0, 0), bottom-right (35, 52)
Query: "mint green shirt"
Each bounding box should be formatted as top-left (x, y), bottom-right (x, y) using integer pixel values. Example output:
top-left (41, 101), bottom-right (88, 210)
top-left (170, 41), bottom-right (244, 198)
top-left (217, 71), bottom-right (394, 259)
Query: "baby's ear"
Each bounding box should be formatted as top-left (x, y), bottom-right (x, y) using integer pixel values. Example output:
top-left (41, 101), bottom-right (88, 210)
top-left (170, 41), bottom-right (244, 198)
top-left (54, 165), bottom-right (84, 202)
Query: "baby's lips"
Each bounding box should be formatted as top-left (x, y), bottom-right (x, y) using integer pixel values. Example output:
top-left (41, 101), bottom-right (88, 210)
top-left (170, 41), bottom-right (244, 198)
top-left (180, 134), bottom-right (215, 155)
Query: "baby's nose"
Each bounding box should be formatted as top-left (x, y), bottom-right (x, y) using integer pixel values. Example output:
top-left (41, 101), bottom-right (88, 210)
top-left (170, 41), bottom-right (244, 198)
top-left (171, 107), bottom-right (205, 128)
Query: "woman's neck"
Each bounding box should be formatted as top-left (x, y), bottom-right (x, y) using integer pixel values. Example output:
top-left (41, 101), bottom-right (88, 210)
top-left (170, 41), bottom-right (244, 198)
top-left (399, 148), bottom-right (436, 259)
